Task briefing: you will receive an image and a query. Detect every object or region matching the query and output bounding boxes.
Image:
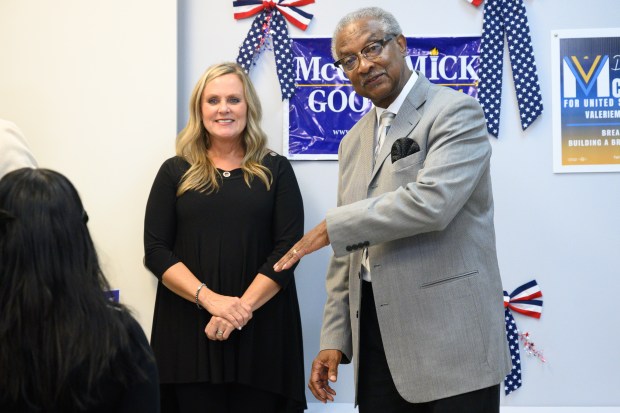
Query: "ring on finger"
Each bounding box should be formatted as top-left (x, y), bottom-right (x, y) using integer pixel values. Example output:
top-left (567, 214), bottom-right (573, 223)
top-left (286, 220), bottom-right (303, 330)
top-left (216, 329), bottom-right (224, 337)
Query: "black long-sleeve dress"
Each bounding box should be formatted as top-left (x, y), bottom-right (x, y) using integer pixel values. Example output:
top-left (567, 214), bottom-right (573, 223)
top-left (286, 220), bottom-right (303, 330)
top-left (144, 153), bottom-right (306, 412)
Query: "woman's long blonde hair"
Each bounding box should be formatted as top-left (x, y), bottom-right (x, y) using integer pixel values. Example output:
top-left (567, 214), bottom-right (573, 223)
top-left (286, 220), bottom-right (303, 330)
top-left (176, 62), bottom-right (272, 196)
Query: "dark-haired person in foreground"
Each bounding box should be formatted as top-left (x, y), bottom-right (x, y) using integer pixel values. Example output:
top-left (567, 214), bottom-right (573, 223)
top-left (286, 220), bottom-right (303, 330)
top-left (0, 168), bottom-right (159, 412)
top-left (275, 6), bottom-right (511, 413)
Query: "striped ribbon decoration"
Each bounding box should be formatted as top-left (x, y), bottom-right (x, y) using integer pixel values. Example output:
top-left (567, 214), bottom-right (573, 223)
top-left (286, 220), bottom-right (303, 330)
top-left (503, 279), bottom-right (543, 394)
top-left (233, 0), bottom-right (314, 30)
top-left (233, 0), bottom-right (314, 100)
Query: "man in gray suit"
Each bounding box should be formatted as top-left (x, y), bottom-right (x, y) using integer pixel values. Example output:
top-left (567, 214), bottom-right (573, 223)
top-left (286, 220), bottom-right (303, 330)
top-left (274, 7), bottom-right (511, 412)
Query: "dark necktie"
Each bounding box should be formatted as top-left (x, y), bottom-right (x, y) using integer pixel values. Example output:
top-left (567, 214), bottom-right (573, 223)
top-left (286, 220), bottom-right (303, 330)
top-left (477, 0), bottom-right (543, 137)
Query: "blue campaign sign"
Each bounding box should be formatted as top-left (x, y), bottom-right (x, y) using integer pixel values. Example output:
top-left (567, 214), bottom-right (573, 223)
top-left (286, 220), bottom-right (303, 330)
top-left (551, 29), bottom-right (620, 173)
top-left (285, 36), bottom-right (480, 159)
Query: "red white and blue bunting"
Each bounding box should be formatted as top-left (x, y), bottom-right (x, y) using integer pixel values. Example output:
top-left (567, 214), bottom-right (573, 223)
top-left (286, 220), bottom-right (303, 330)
top-left (503, 279), bottom-right (545, 395)
top-left (234, 0), bottom-right (314, 100)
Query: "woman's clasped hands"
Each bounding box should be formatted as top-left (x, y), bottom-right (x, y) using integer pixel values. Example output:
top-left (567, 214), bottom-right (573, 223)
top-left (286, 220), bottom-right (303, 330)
top-left (202, 292), bottom-right (252, 341)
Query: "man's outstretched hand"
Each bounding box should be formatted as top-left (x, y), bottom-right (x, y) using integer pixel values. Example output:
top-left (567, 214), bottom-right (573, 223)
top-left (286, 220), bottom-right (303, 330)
top-left (273, 220), bottom-right (330, 272)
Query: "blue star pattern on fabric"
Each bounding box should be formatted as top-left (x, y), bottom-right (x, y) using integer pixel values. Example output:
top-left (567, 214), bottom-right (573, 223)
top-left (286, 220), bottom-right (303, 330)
top-left (502, 280), bottom-right (543, 395)
top-left (236, 9), bottom-right (296, 100)
top-left (236, 11), bottom-right (264, 71)
top-left (477, 0), bottom-right (543, 137)
top-left (504, 308), bottom-right (523, 395)
top-left (270, 11), bottom-right (296, 100)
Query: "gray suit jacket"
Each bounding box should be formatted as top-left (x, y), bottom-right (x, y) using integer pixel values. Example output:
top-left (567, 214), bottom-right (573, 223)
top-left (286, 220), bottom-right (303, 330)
top-left (321, 72), bottom-right (512, 403)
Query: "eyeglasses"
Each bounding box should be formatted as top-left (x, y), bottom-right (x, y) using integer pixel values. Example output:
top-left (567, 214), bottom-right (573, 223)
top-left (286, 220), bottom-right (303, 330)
top-left (334, 36), bottom-right (395, 72)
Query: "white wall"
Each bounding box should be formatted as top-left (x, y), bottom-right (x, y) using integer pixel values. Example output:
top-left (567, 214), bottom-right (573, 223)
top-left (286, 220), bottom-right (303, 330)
top-left (178, 0), bottom-right (620, 409)
top-left (0, 0), bottom-right (176, 334)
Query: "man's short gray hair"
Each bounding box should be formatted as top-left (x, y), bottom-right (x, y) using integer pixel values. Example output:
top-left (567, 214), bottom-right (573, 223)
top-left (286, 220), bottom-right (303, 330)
top-left (331, 7), bottom-right (402, 60)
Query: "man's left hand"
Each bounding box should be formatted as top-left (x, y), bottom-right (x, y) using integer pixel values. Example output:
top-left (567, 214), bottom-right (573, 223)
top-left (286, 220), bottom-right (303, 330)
top-left (274, 220), bottom-right (330, 272)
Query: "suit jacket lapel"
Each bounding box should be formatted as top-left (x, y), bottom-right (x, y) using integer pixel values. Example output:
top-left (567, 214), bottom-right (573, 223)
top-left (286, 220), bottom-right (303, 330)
top-left (355, 111), bottom-right (376, 190)
top-left (370, 73), bottom-right (431, 182)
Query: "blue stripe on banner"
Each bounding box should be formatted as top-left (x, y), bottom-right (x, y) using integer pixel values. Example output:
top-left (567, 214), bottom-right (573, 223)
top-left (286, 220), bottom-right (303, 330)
top-left (287, 5), bottom-right (313, 20)
top-left (510, 279), bottom-right (539, 298)
top-left (512, 299), bottom-right (543, 307)
top-left (233, 1), bottom-right (260, 6)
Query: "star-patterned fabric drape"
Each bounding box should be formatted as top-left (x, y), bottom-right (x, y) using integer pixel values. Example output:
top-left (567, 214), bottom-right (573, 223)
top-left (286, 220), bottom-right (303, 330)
top-left (472, 0), bottom-right (544, 137)
top-left (236, 9), bottom-right (296, 99)
top-left (233, 0), bottom-right (314, 100)
top-left (503, 280), bottom-right (543, 395)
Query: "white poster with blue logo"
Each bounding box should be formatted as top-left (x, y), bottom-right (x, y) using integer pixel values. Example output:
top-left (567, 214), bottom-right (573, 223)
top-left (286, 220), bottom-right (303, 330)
top-left (552, 29), bottom-right (620, 173)
top-left (284, 36), bottom-right (481, 160)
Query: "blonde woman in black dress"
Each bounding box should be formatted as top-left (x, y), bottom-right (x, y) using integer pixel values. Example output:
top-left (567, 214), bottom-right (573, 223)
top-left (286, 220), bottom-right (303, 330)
top-left (144, 62), bottom-right (306, 413)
